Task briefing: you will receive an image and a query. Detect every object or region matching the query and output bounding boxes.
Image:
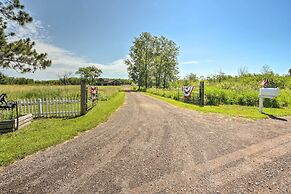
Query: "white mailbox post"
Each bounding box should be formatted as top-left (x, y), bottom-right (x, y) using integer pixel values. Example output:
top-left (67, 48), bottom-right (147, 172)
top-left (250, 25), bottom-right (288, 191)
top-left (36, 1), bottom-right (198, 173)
top-left (258, 88), bottom-right (279, 112)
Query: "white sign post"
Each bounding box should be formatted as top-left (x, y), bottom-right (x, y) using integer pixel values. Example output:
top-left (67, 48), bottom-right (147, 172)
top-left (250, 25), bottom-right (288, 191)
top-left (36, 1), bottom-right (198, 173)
top-left (258, 88), bottom-right (279, 113)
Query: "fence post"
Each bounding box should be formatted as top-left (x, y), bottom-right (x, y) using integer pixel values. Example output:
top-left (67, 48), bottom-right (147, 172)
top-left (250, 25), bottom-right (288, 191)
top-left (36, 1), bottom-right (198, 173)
top-left (80, 80), bottom-right (87, 115)
top-left (199, 81), bottom-right (205, 106)
top-left (38, 98), bottom-right (42, 118)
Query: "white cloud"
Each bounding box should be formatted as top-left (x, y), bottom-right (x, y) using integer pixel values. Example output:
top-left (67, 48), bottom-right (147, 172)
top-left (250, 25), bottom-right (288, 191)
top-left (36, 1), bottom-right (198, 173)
top-left (4, 20), bottom-right (128, 79)
top-left (33, 41), bottom-right (127, 78)
top-left (180, 60), bottom-right (200, 65)
top-left (7, 20), bottom-right (48, 42)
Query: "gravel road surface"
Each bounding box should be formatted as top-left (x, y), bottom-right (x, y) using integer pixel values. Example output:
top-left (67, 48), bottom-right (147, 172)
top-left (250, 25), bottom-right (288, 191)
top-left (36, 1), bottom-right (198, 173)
top-left (0, 91), bottom-right (290, 193)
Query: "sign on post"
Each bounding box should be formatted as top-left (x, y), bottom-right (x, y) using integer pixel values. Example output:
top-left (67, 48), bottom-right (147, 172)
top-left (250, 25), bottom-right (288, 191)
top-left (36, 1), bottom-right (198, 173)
top-left (258, 88), bottom-right (279, 113)
top-left (90, 86), bottom-right (98, 101)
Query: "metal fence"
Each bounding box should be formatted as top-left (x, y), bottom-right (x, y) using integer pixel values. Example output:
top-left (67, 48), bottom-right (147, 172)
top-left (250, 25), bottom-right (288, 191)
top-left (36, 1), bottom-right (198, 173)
top-left (17, 98), bottom-right (81, 118)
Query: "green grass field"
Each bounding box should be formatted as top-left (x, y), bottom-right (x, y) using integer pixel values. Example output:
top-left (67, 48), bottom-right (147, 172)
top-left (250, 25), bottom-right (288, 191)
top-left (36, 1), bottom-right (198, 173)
top-left (0, 85), bottom-right (122, 119)
top-left (0, 91), bottom-right (125, 166)
top-left (0, 85), bottom-right (121, 100)
top-left (145, 93), bottom-right (291, 119)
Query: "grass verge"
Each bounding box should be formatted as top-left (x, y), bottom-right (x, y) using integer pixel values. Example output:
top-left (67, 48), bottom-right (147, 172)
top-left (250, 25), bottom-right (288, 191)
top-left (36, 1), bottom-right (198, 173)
top-left (145, 92), bottom-right (291, 120)
top-left (0, 92), bottom-right (125, 167)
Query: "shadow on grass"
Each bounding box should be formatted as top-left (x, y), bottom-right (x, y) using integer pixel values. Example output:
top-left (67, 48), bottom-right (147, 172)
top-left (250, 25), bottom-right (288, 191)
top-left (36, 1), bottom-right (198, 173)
top-left (262, 112), bottom-right (288, 121)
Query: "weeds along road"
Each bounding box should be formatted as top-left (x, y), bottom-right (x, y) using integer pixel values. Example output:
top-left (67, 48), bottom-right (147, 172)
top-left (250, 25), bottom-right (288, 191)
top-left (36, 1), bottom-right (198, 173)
top-left (0, 91), bottom-right (291, 193)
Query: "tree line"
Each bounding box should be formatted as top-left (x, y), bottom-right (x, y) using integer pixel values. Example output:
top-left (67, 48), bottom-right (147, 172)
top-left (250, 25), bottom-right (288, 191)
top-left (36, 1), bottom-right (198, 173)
top-left (0, 72), bottom-right (131, 85)
top-left (180, 65), bottom-right (291, 90)
top-left (125, 32), bottom-right (179, 89)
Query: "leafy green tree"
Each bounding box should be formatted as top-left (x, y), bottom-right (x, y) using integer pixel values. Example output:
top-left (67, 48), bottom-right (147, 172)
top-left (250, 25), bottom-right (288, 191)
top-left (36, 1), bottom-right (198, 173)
top-left (160, 37), bottom-right (179, 88)
top-left (288, 68), bottom-right (291, 76)
top-left (125, 32), bottom-right (154, 89)
top-left (125, 32), bottom-right (179, 89)
top-left (151, 36), bottom-right (170, 87)
top-left (0, 0), bottom-right (51, 73)
top-left (76, 66), bottom-right (102, 85)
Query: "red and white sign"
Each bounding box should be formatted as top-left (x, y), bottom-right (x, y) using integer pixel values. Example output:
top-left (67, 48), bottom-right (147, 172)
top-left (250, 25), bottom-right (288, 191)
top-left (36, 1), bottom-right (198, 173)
top-left (90, 86), bottom-right (97, 99)
top-left (182, 86), bottom-right (193, 98)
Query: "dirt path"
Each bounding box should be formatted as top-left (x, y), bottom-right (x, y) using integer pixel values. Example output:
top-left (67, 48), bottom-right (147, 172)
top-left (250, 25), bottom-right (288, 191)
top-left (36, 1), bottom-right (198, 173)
top-left (0, 91), bottom-right (290, 193)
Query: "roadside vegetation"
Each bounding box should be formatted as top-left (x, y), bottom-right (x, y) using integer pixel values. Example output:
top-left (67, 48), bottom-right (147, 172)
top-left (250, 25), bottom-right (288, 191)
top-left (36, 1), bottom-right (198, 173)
top-left (142, 66), bottom-right (291, 119)
top-left (146, 93), bottom-right (291, 119)
top-left (146, 69), bottom-right (291, 108)
top-left (0, 91), bottom-right (125, 166)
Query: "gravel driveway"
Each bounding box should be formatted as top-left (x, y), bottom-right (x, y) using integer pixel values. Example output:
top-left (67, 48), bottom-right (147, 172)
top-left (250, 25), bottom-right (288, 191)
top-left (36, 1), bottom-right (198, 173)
top-left (0, 91), bottom-right (290, 193)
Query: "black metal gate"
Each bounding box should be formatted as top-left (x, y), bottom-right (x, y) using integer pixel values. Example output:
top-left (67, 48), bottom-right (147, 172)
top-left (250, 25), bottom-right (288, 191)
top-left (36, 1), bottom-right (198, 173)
top-left (0, 94), bottom-right (18, 133)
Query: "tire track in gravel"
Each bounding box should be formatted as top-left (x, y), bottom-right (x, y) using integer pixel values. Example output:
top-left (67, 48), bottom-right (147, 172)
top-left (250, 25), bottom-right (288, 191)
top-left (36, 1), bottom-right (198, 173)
top-left (69, 93), bottom-right (176, 193)
top-left (130, 133), bottom-right (291, 193)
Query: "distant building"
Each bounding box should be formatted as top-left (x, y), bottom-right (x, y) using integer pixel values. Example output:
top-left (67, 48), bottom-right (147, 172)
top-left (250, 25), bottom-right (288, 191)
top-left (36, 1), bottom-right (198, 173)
top-left (97, 78), bottom-right (120, 86)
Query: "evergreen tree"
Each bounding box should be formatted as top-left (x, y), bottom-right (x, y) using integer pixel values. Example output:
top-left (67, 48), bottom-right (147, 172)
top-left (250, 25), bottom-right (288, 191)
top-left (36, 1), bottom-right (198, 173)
top-left (0, 0), bottom-right (51, 73)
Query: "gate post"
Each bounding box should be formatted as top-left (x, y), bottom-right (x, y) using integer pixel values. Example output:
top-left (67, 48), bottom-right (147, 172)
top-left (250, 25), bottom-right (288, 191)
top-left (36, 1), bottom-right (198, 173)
top-left (80, 80), bottom-right (87, 115)
top-left (259, 97), bottom-right (263, 113)
top-left (199, 81), bottom-right (205, 106)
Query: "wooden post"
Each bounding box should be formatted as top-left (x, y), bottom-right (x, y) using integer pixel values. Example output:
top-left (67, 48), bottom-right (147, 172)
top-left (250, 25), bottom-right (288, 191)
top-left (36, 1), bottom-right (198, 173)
top-left (80, 80), bottom-right (87, 115)
top-left (259, 97), bottom-right (263, 113)
top-left (199, 81), bottom-right (205, 106)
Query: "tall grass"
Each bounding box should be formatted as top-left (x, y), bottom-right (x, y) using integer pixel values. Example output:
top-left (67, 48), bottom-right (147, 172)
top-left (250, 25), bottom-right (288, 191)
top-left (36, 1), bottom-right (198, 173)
top-left (0, 85), bottom-right (121, 101)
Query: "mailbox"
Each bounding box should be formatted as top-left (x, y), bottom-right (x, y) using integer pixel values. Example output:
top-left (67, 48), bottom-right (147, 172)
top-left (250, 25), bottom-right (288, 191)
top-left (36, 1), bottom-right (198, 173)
top-left (258, 88), bottom-right (279, 113)
top-left (259, 88), bottom-right (279, 98)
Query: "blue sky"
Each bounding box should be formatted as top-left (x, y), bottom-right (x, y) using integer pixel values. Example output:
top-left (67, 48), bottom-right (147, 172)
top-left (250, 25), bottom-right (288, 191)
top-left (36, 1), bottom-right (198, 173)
top-left (3, 0), bottom-right (291, 79)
